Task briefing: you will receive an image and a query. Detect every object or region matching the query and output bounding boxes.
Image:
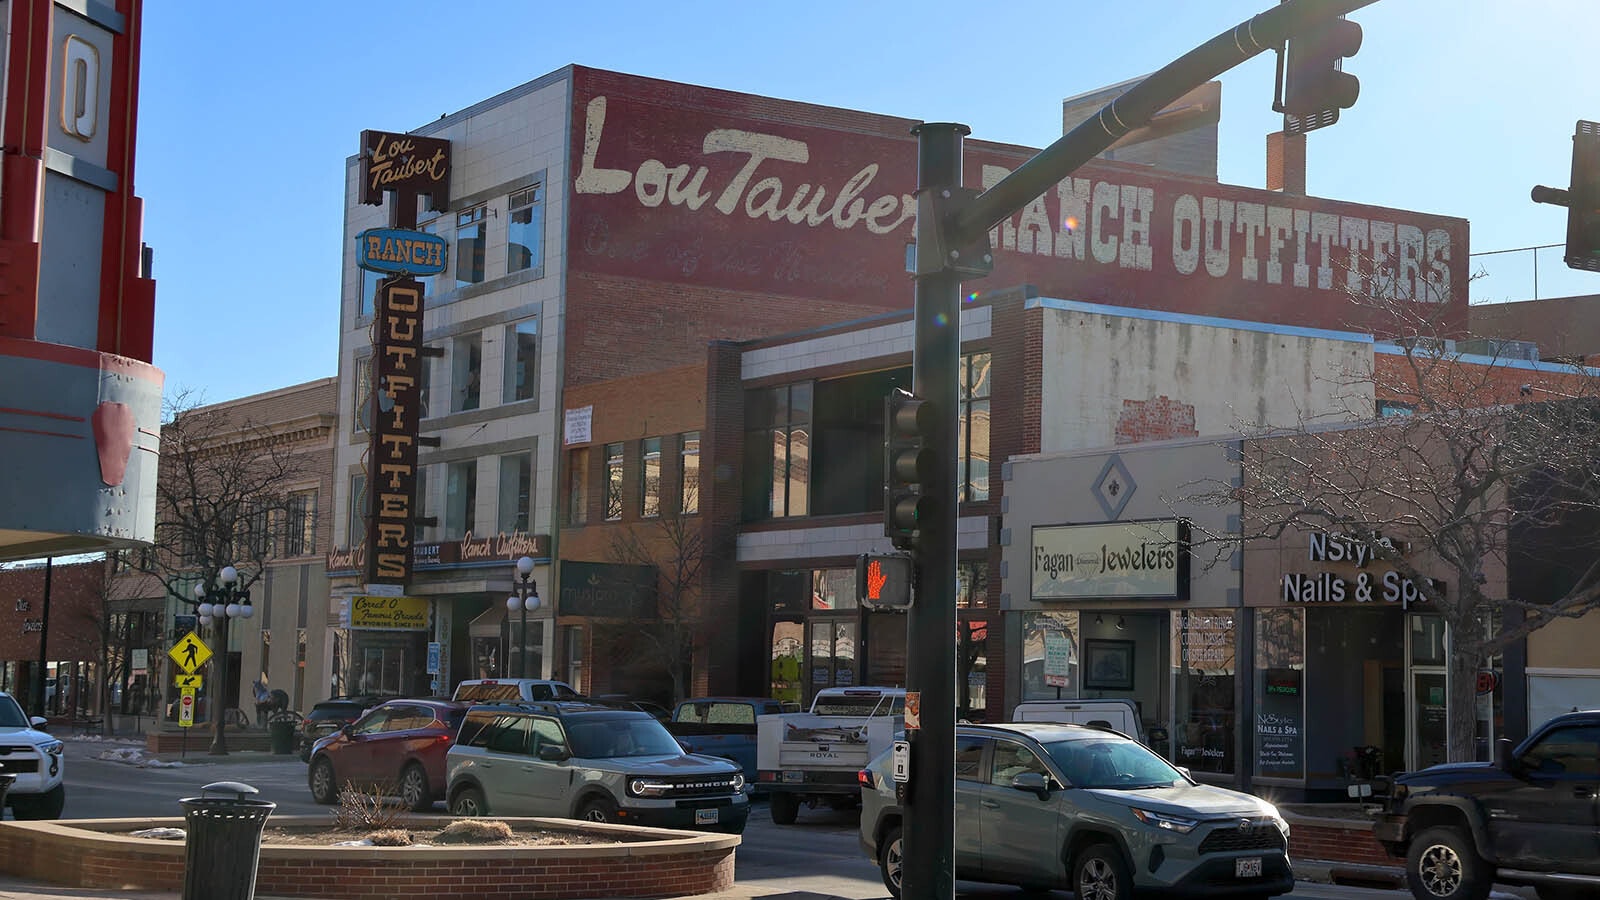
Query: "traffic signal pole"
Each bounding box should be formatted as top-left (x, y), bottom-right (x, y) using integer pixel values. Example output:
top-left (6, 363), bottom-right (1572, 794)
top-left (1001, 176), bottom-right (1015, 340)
top-left (901, 2), bottom-right (1379, 897)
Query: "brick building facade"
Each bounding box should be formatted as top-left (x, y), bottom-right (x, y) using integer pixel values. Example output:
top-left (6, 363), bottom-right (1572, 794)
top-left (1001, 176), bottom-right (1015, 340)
top-left (0, 560), bottom-right (109, 720)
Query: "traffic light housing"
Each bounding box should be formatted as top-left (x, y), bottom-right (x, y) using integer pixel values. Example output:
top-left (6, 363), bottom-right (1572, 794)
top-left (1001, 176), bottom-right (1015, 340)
top-left (1566, 121), bottom-right (1600, 271)
top-left (858, 552), bottom-right (914, 610)
top-left (884, 388), bottom-right (938, 548)
top-left (1276, 15), bottom-right (1362, 133)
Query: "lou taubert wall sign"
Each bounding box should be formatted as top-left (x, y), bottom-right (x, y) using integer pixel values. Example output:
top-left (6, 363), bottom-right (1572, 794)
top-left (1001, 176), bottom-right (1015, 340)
top-left (1031, 520), bottom-right (1186, 600)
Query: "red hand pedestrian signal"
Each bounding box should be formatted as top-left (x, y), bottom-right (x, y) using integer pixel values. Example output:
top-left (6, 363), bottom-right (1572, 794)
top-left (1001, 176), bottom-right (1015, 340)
top-left (867, 559), bottom-right (888, 601)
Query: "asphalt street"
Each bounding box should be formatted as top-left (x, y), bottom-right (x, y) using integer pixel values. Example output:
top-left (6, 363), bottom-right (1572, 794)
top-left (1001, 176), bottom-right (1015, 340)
top-left (46, 738), bottom-right (1535, 900)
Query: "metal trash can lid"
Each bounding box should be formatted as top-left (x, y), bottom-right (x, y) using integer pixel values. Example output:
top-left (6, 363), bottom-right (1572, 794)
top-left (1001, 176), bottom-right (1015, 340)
top-left (200, 781), bottom-right (260, 800)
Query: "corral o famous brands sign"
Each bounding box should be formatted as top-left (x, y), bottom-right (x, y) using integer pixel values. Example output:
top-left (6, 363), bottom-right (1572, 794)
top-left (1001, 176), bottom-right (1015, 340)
top-left (568, 67), bottom-right (1469, 333)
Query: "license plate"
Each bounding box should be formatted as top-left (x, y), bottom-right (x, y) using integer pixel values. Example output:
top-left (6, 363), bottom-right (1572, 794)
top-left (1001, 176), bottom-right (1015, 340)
top-left (695, 808), bottom-right (719, 825)
top-left (1235, 857), bottom-right (1263, 878)
top-left (782, 771), bottom-right (804, 784)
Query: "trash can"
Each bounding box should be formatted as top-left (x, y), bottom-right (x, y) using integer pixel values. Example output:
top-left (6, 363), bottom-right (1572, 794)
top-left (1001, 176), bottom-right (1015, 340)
top-left (179, 781), bottom-right (275, 900)
top-left (268, 711), bottom-right (299, 756)
top-left (0, 772), bottom-right (14, 820)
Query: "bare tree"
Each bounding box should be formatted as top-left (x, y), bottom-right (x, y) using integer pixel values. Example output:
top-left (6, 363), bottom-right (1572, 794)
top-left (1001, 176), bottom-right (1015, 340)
top-left (1183, 279), bottom-right (1600, 764)
top-left (605, 514), bottom-right (711, 705)
top-left (125, 391), bottom-right (311, 753)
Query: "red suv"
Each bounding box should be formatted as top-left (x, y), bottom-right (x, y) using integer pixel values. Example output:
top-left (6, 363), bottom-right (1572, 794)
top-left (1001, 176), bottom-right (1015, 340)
top-left (307, 698), bottom-right (467, 811)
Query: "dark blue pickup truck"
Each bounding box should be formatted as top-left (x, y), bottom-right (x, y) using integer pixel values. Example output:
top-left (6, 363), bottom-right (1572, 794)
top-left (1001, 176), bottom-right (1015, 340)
top-left (668, 697), bottom-right (798, 786)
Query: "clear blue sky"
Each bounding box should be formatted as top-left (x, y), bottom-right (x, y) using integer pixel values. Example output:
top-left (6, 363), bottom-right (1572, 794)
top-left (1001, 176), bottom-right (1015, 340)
top-left (136, 0), bottom-right (1599, 404)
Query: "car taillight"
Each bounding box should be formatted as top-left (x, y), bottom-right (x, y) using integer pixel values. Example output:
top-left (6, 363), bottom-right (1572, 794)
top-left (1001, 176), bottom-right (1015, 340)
top-left (858, 768), bottom-right (875, 789)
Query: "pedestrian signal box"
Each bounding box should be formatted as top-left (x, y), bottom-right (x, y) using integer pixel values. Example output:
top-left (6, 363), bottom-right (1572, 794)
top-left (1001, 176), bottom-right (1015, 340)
top-left (858, 552), bottom-right (914, 610)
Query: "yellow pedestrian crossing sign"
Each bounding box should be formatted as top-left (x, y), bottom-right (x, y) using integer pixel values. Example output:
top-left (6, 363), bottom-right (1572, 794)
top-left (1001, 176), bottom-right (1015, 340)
top-left (168, 631), bottom-right (212, 674)
top-left (174, 674), bottom-right (203, 689)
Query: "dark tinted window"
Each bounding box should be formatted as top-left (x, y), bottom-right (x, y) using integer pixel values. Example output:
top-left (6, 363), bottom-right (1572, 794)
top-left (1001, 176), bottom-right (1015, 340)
top-left (458, 710), bottom-right (498, 747)
top-left (384, 706), bottom-right (428, 731)
top-left (956, 736), bottom-right (987, 782)
top-left (0, 695), bottom-right (26, 728)
top-left (566, 715), bottom-right (682, 758)
top-left (308, 704), bottom-right (363, 722)
top-left (1522, 725), bottom-right (1600, 777)
top-left (485, 716), bottom-right (533, 755)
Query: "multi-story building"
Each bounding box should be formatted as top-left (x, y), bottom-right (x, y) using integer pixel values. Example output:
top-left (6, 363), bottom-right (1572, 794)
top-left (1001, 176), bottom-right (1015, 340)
top-left (327, 63), bottom-right (1470, 714)
top-left (111, 379), bottom-right (337, 727)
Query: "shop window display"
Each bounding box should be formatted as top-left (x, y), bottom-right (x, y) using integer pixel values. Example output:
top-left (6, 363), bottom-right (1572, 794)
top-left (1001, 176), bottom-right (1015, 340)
top-left (1253, 608), bottom-right (1305, 780)
top-left (1171, 610), bottom-right (1235, 774)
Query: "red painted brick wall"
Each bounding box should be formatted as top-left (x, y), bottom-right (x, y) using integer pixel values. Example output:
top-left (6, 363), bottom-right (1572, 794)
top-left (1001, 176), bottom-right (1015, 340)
top-left (1113, 395), bottom-right (1199, 445)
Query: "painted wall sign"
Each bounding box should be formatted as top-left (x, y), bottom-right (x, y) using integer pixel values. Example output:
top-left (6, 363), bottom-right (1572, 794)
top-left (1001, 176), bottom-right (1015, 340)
top-left (357, 228), bottom-right (447, 275)
top-left (350, 595), bottom-right (429, 631)
top-left (558, 561), bottom-right (657, 619)
top-left (358, 130), bottom-right (451, 228)
top-left (568, 67), bottom-right (1469, 335)
top-left (1031, 520), bottom-right (1186, 600)
top-left (365, 277), bottom-right (425, 585)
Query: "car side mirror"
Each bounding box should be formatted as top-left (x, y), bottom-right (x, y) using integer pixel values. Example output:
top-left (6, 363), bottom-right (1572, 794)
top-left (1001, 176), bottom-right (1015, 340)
top-left (537, 744), bottom-right (570, 761)
top-left (1011, 771), bottom-right (1051, 800)
top-left (1176, 766), bottom-right (1193, 780)
top-left (1494, 738), bottom-right (1516, 773)
top-left (29, 716), bottom-right (48, 731)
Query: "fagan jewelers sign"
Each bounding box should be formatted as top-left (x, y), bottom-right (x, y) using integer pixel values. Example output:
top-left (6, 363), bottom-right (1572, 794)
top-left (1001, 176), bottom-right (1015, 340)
top-left (1031, 520), bottom-right (1186, 600)
top-left (349, 595), bottom-right (429, 631)
top-left (357, 227), bottom-right (447, 276)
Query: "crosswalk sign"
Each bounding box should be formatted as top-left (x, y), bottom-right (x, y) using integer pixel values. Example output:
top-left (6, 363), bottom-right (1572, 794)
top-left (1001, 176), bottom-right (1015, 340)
top-left (168, 631), bottom-right (212, 674)
top-left (174, 673), bottom-right (203, 689)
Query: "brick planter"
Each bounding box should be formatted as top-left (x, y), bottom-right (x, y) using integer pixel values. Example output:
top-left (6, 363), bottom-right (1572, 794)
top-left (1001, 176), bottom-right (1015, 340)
top-left (0, 815), bottom-right (737, 899)
top-left (1284, 809), bottom-right (1393, 867)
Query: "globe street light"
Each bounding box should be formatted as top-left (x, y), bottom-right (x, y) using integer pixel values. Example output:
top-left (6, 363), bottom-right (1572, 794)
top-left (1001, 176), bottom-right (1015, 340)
top-left (505, 556), bottom-right (539, 678)
top-left (189, 564), bottom-right (253, 755)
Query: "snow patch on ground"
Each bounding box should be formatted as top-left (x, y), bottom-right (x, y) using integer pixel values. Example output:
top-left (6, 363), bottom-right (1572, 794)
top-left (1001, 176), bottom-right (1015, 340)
top-left (95, 747), bottom-right (189, 768)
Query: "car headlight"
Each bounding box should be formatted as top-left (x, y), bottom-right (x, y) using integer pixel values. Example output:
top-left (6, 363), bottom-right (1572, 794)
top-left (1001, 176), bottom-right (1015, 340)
top-left (628, 778), bottom-right (671, 797)
top-left (41, 740), bottom-right (64, 757)
top-left (1131, 807), bottom-right (1199, 834)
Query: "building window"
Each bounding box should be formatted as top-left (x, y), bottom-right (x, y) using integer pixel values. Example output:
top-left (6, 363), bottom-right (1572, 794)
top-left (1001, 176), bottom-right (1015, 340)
top-left (503, 319), bottom-right (538, 404)
top-left (354, 356), bottom-right (372, 435)
top-left (347, 473), bottom-right (367, 547)
top-left (415, 465), bottom-right (433, 543)
top-left (568, 448), bottom-right (590, 526)
top-left (1172, 610), bottom-right (1237, 774)
top-left (281, 488), bottom-right (316, 557)
top-left (455, 206), bottom-right (487, 288)
top-left (640, 437), bottom-right (662, 518)
top-left (417, 352), bottom-right (434, 420)
top-left (417, 217), bottom-right (438, 297)
top-left (1254, 607), bottom-right (1304, 779)
top-left (507, 184), bottom-right (544, 274)
top-left (960, 352), bottom-right (992, 503)
top-left (1378, 399), bottom-right (1416, 417)
top-left (604, 442), bottom-right (624, 521)
top-left (680, 432), bottom-right (700, 515)
top-left (446, 461), bottom-right (477, 539)
top-left (498, 452), bottom-right (532, 534)
top-left (359, 269), bottom-right (380, 318)
top-left (744, 383), bottom-right (810, 519)
top-left (1021, 611), bottom-right (1079, 700)
top-left (452, 333), bottom-right (482, 413)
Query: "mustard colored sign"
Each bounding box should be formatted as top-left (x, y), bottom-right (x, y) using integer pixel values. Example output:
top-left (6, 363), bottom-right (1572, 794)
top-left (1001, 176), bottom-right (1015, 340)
top-left (350, 594), bottom-right (429, 631)
top-left (168, 631), bottom-right (213, 674)
top-left (174, 674), bottom-right (203, 689)
top-left (178, 688), bottom-right (197, 728)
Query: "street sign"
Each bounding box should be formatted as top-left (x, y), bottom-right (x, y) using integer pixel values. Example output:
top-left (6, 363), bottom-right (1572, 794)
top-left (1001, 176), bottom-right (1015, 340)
top-left (178, 688), bottom-right (196, 728)
top-left (174, 674), bottom-right (203, 689)
top-left (1044, 633), bottom-right (1072, 688)
top-left (168, 631), bottom-right (212, 674)
top-left (426, 641), bottom-right (441, 675)
top-left (892, 740), bottom-right (911, 784)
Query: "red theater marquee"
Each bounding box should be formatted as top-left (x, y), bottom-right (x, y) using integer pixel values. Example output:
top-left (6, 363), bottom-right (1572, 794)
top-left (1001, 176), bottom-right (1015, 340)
top-left (568, 68), bottom-right (1469, 335)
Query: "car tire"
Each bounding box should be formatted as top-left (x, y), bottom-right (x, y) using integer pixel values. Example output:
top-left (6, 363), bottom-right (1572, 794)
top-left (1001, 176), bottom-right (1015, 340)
top-left (578, 796), bottom-right (619, 824)
top-left (10, 784), bottom-right (65, 820)
top-left (1073, 842), bottom-right (1133, 900)
top-left (308, 757), bottom-right (338, 805)
top-left (1406, 826), bottom-right (1492, 900)
top-left (769, 792), bottom-right (800, 825)
top-left (878, 824), bottom-right (903, 899)
top-left (398, 763), bottom-right (431, 812)
top-left (449, 786), bottom-right (488, 817)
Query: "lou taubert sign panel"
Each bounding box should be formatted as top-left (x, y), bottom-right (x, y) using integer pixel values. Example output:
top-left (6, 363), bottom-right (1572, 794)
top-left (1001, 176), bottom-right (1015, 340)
top-left (1031, 520), bottom-right (1185, 601)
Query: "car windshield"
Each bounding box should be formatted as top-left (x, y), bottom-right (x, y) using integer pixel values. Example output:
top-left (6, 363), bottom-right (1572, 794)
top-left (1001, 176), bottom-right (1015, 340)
top-left (0, 695), bottom-right (27, 728)
top-left (1042, 737), bottom-right (1186, 789)
top-left (565, 716), bottom-right (683, 758)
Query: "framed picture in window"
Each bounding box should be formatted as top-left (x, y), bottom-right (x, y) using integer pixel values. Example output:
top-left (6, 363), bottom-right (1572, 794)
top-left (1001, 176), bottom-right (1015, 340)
top-left (1084, 639), bottom-right (1135, 690)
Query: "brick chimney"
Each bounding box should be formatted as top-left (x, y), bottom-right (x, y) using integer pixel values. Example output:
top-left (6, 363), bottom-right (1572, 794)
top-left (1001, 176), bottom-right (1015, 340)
top-left (1266, 130), bottom-right (1306, 195)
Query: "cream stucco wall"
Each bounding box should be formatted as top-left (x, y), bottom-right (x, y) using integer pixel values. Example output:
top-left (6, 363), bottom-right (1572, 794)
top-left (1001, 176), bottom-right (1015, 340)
top-left (1036, 299), bottom-right (1374, 453)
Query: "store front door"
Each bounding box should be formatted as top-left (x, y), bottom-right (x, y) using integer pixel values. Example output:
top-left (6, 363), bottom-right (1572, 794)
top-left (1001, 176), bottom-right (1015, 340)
top-left (1408, 614), bottom-right (1450, 770)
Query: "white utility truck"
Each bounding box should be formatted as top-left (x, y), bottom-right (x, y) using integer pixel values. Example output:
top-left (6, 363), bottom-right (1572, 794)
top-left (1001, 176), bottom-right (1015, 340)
top-left (756, 686), bottom-right (905, 824)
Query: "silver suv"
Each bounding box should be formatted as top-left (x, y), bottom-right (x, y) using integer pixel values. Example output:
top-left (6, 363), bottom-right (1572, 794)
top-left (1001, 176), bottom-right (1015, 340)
top-left (0, 690), bottom-right (65, 819)
top-left (446, 702), bottom-right (748, 834)
top-left (859, 722), bottom-right (1292, 899)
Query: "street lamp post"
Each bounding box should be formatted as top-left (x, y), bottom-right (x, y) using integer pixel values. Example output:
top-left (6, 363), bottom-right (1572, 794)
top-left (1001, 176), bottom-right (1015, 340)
top-left (505, 556), bottom-right (539, 678)
top-left (191, 564), bottom-right (253, 755)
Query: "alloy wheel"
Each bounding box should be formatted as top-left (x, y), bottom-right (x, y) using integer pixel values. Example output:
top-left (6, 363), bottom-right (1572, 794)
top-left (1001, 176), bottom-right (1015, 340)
top-left (884, 835), bottom-right (903, 893)
top-left (1418, 842), bottom-right (1465, 897)
top-left (1078, 856), bottom-right (1119, 900)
